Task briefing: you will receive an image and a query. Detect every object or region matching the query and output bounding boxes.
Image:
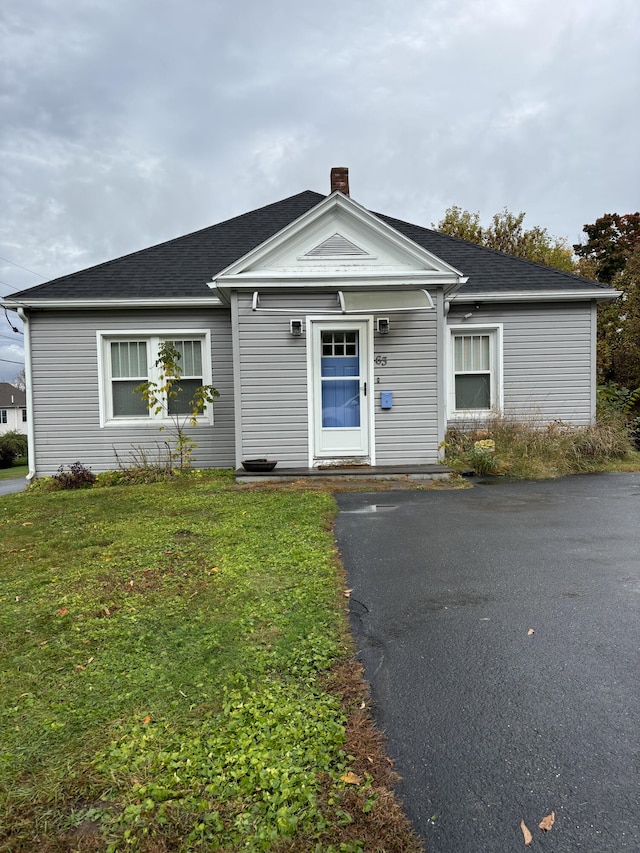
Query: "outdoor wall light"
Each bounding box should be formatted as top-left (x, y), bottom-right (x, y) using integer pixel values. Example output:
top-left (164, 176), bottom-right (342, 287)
top-left (376, 317), bottom-right (390, 335)
top-left (289, 319), bottom-right (303, 336)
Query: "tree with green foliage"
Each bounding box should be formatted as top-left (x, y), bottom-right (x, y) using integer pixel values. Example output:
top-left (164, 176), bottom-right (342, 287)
top-left (594, 244), bottom-right (640, 389)
top-left (434, 206), bottom-right (576, 272)
top-left (135, 341), bottom-right (219, 471)
top-left (574, 212), bottom-right (640, 284)
top-left (574, 212), bottom-right (640, 393)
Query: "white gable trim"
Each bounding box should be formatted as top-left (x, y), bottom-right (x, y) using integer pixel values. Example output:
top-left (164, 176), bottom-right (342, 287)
top-left (210, 192), bottom-right (467, 296)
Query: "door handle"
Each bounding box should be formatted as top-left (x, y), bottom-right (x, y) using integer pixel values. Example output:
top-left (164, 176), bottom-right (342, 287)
top-left (363, 382), bottom-right (367, 397)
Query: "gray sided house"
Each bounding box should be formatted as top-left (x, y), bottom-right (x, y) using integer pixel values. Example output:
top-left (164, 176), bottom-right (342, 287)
top-left (3, 169), bottom-right (616, 479)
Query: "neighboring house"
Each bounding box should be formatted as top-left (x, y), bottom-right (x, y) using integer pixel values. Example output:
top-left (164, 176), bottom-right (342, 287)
top-left (2, 168), bottom-right (617, 478)
top-left (0, 382), bottom-right (27, 436)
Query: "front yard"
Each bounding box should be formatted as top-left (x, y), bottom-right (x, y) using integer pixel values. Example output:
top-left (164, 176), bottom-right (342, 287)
top-left (0, 473), bottom-right (419, 852)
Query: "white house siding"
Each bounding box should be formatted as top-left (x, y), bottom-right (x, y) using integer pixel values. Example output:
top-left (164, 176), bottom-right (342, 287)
top-left (447, 301), bottom-right (594, 427)
top-left (28, 308), bottom-right (235, 476)
top-left (0, 406), bottom-right (26, 435)
top-left (234, 292), bottom-right (440, 467)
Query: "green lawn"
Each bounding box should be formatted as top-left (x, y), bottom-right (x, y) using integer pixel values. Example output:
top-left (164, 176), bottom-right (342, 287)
top-left (0, 464), bottom-right (28, 481)
top-left (0, 473), bottom-right (419, 852)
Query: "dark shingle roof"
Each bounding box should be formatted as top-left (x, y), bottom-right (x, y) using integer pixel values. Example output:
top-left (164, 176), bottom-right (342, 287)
top-left (7, 190), bottom-right (611, 301)
top-left (9, 191), bottom-right (325, 301)
top-left (0, 383), bottom-right (26, 407)
top-left (376, 212), bottom-right (609, 295)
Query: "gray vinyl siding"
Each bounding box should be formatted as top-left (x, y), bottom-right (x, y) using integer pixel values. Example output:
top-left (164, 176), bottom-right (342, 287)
top-left (235, 292), bottom-right (440, 466)
top-left (235, 292), bottom-right (325, 467)
top-left (29, 308), bottom-right (235, 476)
top-left (371, 310), bottom-right (439, 464)
top-left (447, 301), bottom-right (594, 427)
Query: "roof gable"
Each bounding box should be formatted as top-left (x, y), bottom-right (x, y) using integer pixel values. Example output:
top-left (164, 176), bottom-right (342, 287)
top-left (211, 192), bottom-right (466, 295)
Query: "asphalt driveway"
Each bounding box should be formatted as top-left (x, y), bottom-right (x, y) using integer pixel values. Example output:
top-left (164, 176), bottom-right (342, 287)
top-left (0, 476), bottom-right (28, 496)
top-left (335, 474), bottom-right (640, 852)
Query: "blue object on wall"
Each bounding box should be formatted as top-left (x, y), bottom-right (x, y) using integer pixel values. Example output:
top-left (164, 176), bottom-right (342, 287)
top-left (380, 391), bottom-right (393, 409)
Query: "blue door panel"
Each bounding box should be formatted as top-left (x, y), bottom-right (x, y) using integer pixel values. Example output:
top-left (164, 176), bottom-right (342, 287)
top-left (320, 356), bottom-right (360, 428)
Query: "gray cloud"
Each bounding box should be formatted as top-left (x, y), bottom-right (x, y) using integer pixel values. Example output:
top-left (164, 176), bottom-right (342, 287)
top-left (1, 0), bottom-right (639, 370)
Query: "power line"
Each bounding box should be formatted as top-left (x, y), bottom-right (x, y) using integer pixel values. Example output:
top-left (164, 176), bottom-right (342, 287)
top-left (0, 333), bottom-right (23, 341)
top-left (0, 278), bottom-right (21, 292)
top-left (0, 356), bottom-right (24, 365)
top-left (2, 307), bottom-right (23, 334)
top-left (0, 255), bottom-right (47, 279)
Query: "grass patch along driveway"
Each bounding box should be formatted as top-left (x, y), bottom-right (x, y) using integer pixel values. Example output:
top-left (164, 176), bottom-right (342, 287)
top-left (0, 464), bottom-right (28, 481)
top-left (0, 473), bottom-right (419, 852)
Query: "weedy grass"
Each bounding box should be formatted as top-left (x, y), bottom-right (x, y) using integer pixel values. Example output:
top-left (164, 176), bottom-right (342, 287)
top-left (444, 414), bottom-right (637, 479)
top-left (0, 474), bottom-right (421, 852)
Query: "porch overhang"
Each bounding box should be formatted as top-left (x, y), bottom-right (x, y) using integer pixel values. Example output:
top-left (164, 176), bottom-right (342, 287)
top-left (338, 289), bottom-right (434, 313)
top-left (248, 288), bottom-right (435, 314)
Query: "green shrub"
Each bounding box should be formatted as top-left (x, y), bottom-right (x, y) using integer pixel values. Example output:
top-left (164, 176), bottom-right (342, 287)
top-left (0, 430), bottom-right (28, 458)
top-left (0, 431), bottom-right (28, 468)
top-left (0, 445), bottom-right (15, 468)
top-left (597, 382), bottom-right (640, 449)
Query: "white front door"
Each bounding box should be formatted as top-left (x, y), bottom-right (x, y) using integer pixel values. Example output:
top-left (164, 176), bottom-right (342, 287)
top-left (310, 320), bottom-right (371, 460)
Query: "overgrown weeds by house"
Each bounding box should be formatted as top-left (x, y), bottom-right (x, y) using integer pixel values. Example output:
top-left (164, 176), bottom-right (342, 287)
top-left (444, 413), bottom-right (636, 479)
top-left (0, 474), bottom-right (422, 852)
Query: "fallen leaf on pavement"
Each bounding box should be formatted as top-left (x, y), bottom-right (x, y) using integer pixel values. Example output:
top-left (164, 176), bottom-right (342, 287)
top-left (520, 820), bottom-right (532, 846)
top-left (528, 628), bottom-right (535, 636)
top-left (539, 811), bottom-right (555, 831)
top-left (344, 589), bottom-right (353, 598)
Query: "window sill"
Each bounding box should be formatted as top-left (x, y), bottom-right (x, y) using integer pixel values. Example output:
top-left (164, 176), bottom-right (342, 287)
top-left (102, 416), bottom-right (213, 428)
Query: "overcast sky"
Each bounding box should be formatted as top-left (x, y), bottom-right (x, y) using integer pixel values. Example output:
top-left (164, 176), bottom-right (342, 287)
top-left (1, 0), bottom-right (639, 381)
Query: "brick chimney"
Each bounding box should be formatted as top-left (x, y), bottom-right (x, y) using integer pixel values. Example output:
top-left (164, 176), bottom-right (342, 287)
top-left (330, 167), bottom-right (349, 196)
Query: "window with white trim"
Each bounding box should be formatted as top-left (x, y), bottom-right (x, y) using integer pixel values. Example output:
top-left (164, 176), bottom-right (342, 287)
top-left (0, 410), bottom-right (7, 424)
top-left (448, 326), bottom-right (502, 417)
top-left (21, 408), bottom-right (27, 422)
top-left (98, 332), bottom-right (213, 427)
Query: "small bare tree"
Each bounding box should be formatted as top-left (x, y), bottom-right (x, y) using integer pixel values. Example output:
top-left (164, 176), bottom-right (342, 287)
top-left (135, 341), bottom-right (219, 471)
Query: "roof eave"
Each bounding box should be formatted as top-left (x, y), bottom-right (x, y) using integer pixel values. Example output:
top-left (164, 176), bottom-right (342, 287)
top-left (452, 289), bottom-right (621, 304)
top-left (2, 296), bottom-right (225, 310)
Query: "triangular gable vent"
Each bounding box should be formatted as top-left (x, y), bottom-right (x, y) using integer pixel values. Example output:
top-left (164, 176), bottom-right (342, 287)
top-left (304, 233), bottom-right (369, 257)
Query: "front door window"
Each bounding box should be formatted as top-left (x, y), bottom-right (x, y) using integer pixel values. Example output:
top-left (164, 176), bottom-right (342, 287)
top-left (321, 330), bottom-right (361, 428)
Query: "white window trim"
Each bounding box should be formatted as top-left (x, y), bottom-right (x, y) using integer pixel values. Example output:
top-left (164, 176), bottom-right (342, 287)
top-left (97, 330), bottom-right (213, 428)
top-left (447, 324), bottom-right (503, 419)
